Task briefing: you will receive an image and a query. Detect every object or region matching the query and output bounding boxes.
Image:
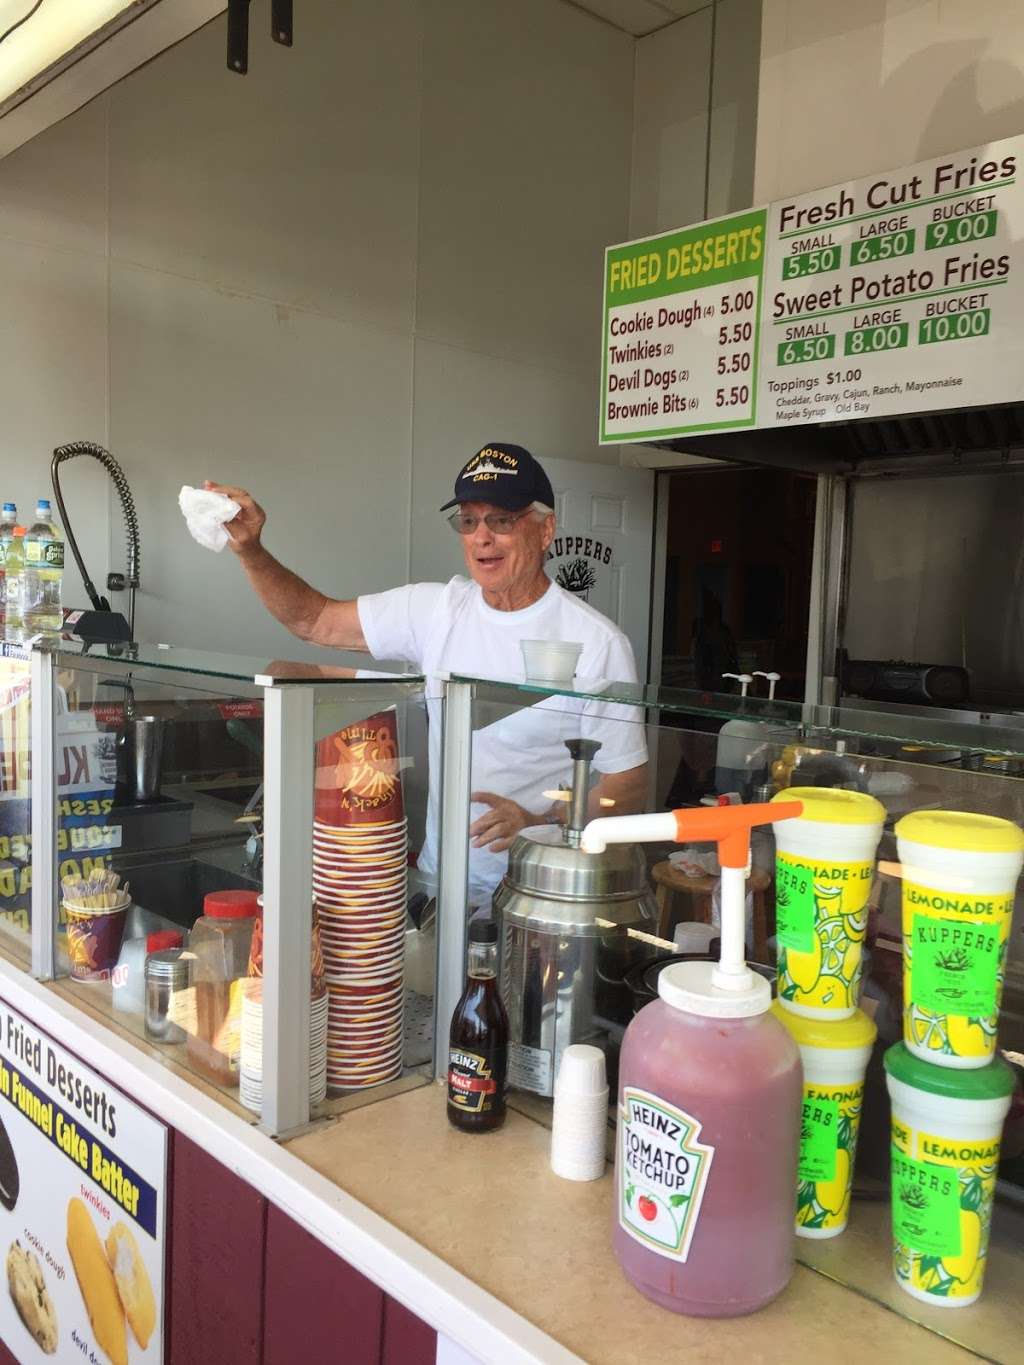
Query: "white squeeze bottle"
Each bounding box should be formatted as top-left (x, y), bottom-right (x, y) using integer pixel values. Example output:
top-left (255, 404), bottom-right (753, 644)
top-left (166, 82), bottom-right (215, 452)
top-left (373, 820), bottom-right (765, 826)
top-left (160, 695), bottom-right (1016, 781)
top-left (0, 504), bottom-right (16, 630)
top-left (583, 800), bottom-right (806, 1317)
top-left (24, 498), bottom-right (64, 633)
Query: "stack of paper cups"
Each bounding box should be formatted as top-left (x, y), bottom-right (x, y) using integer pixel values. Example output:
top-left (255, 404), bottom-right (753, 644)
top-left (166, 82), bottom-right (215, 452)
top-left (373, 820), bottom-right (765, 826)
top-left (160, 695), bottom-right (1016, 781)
top-left (550, 1045), bottom-right (609, 1182)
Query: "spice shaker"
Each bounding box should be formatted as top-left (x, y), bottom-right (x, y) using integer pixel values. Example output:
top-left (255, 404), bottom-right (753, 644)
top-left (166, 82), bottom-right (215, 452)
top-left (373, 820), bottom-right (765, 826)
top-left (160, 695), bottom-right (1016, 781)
top-left (145, 949), bottom-right (192, 1044)
top-left (550, 1044), bottom-right (609, 1181)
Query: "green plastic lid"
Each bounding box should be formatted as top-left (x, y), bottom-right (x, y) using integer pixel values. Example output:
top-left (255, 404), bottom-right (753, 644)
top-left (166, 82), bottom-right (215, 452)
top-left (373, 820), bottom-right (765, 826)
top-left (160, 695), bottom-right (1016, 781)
top-left (883, 1042), bottom-right (1015, 1100)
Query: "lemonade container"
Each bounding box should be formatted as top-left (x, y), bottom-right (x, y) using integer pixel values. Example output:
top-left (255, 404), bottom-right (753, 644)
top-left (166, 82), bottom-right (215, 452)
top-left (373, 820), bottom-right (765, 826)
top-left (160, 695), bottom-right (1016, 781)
top-left (771, 789), bottom-right (885, 1019)
top-left (771, 1003), bottom-right (876, 1238)
top-left (896, 811), bottom-right (1023, 1069)
top-left (884, 1042), bottom-right (1013, 1307)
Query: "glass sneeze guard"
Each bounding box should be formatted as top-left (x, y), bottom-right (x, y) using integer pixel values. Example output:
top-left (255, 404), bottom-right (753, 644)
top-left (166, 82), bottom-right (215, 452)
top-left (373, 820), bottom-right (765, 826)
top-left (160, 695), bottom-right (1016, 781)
top-left (22, 636), bottom-right (430, 1138)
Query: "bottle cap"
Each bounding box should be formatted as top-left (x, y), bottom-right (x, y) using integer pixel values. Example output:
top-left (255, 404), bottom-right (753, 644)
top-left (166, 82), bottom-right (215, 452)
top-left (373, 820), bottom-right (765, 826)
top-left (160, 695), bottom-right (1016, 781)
top-left (12, 528), bottom-right (24, 537)
top-left (555, 1044), bottom-right (607, 1096)
top-left (147, 930), bottom-right (184, 953)
top-left (658, 959), bottom-right (771, 1019)
top-left (202, 890), bottom-right (260, 920)
top-left (2, 504), bottom-right (14, 513)
top-left (36, 500), bottom-right (50, 511)
top-left (468, 919), bottom-right (497, 944)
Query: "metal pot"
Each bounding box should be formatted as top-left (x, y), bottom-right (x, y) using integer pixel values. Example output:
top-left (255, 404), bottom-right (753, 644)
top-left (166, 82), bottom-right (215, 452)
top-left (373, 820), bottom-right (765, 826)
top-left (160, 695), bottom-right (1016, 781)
top-left (496, 739), bottom-right (659, 1096)
top-left (116, 715), bottom-right (165, 803)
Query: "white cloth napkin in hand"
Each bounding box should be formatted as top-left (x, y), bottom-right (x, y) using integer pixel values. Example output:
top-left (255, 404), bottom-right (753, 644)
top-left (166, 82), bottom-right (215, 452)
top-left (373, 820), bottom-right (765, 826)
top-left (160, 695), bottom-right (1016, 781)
top-left (178, 485), bottom-right (241, 553)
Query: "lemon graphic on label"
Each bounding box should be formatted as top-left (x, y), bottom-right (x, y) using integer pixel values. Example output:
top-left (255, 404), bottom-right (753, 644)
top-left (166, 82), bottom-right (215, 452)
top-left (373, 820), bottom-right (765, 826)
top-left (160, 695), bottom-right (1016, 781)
top-left (946, 1015), bottom-right (989, 1057)
top-left (908, 1002), bottom-right (950, 1053)
top-left (942, 1208), bottom-right (981, 1286)
top-left (816, 1146), bottom-right (851, 1219)
top-left (786, 935), bottom-right (822, 993)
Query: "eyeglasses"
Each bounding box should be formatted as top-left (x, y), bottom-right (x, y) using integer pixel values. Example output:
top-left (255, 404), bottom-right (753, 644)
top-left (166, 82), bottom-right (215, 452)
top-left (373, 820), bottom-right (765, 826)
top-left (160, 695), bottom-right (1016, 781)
top-left (446, 508), bottom-right (533, 536)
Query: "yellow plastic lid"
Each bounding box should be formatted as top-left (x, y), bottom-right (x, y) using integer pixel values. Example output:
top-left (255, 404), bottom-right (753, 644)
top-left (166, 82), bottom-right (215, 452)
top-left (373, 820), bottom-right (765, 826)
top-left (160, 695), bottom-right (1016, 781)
top-left (771, 1001), bottom-right (877, 1050)
top-left (770, 786), bottom-right (885, 826)
top-left (895, 809), bottom-right (1024, 854)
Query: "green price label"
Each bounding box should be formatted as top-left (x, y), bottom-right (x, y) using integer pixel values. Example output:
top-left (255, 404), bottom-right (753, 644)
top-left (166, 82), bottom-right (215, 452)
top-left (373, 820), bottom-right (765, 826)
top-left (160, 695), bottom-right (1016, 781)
top-left (892, 1152), bottom-right (961, 1256)
top-left (799, 1096), bottom-right (838, 1182)
top-left (925, 210), bottom-right (997, 251)
top-left (849, 228), bottom-right (916, 266)
top-left (782, 245), bottom-right (841, 280)
top-left (918, 307), bottom-right (990, 346)
top-left (844, 322), bottom-right (909, 356)
top-left (775, 855), bottom-right (816, 952)
top-left (911, 913), bottom-right (1000, 1017)
top-left (777, 334), bottom-right (836, 366)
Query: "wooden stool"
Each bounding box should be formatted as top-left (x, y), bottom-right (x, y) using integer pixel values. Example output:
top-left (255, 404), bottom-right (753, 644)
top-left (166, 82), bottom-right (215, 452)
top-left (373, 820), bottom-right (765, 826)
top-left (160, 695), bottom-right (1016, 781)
top-left (650, 862), bottom-right (771, 963)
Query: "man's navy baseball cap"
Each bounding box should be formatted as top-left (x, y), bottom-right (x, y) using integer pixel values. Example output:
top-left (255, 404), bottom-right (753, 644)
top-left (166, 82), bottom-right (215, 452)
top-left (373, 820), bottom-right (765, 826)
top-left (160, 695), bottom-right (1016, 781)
top-left (439, 443), bottom-right (555, 513)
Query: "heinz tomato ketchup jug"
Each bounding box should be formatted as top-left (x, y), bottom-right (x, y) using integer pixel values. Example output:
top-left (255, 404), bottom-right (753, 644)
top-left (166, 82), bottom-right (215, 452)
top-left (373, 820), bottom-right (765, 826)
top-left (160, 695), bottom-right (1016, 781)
top-left (581, 803), bottom-right (804, 1316)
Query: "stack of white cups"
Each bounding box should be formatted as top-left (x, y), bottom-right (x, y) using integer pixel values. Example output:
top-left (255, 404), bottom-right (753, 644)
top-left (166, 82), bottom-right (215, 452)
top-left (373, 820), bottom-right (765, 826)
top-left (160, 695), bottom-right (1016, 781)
top-left (550, 1045), bottom-right (609, 1182)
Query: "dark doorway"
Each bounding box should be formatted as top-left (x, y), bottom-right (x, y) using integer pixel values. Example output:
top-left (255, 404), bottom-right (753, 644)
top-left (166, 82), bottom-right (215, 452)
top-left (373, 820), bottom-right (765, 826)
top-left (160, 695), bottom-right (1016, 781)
top-left (659, 467), bottom-right (817, 701)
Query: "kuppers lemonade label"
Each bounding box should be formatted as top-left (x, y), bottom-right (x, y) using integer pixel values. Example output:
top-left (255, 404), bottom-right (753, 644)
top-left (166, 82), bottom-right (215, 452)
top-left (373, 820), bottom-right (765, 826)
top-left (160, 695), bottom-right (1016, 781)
top-left (618, 1088), bottom-right (714, 1261)
top-left (891, 1118), bottom-right (999, 1301)
top-left (796, 1080), bottom-right (864, 1233)
top-left (902, 880), bottom-right (1012, 1062)
top-left (775, 854), bottom-right (873, 1012)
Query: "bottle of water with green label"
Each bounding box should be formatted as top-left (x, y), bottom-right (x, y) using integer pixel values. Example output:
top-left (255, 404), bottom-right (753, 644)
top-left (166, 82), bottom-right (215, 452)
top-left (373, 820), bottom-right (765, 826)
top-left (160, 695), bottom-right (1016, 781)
top-left (24, 499), bottom-right (64, 633)
top-left (0, 503), bottom-right (16, 631)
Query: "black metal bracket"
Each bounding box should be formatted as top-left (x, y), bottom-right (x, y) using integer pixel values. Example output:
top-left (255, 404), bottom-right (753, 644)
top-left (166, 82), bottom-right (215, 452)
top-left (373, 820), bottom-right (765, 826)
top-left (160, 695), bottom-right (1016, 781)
top-left (227, 0), bottom-right (251, 74)
top-left (272, 0), bottom-right (293, 47)
top-left (228, 0), bottom-right (292, 73)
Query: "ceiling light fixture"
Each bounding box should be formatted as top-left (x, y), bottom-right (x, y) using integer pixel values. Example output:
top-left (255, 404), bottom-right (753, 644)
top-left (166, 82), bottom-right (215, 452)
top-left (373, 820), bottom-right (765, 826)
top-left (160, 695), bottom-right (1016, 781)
top-left (0, 0), bottom-right (160, 115)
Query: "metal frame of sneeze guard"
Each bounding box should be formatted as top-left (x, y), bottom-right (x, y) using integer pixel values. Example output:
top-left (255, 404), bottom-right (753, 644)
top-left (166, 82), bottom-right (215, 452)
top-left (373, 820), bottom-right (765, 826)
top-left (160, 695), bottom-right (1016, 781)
top-left (26, 640), bottom-right (426, 1140)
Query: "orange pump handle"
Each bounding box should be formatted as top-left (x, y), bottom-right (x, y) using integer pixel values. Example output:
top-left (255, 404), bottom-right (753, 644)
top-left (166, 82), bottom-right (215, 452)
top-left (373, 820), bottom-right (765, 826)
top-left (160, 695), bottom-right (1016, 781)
top-left (671, 800), bottom-right (803, 869)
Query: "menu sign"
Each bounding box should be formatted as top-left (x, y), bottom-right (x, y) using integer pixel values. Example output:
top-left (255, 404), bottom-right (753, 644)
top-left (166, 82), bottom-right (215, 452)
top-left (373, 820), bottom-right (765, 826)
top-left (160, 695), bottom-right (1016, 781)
top-left (600, 133), bottom-right (1024, 441)
top-left (600, 208), bottom-right (767, 442)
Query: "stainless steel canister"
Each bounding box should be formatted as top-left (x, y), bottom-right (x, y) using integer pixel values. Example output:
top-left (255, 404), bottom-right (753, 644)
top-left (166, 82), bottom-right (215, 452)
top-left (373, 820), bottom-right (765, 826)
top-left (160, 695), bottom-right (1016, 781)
top-left (145, 948), bottom-right (192, 1043)
top-left (495, 739), bottom-right (659, 1097)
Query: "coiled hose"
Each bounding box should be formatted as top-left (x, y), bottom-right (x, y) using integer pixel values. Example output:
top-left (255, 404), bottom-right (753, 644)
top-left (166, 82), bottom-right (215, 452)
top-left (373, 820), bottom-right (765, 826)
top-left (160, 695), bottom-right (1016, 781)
top-left (51, 441), bottom-right (140, 636)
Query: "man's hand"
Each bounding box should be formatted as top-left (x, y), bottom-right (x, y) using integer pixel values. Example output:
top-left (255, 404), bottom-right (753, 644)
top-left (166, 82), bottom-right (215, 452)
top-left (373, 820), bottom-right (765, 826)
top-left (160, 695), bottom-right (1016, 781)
top-left (204, 480), bottom-right (266, 558)
top-left (470, 792), bottom-right (539, 853)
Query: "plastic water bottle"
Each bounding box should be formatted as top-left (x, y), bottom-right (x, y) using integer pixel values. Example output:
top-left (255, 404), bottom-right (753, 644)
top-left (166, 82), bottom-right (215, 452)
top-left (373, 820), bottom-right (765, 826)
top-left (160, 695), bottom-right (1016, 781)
top-left (4, 528), bottom-right (26, 638)
top-left (0, 503), bottom-right (16, 631)
top-left (24, 499), bottom-right (64, 633)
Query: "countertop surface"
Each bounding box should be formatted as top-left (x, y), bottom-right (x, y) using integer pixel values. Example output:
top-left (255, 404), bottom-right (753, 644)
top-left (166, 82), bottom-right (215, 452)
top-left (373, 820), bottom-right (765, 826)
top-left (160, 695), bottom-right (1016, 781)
top-left (285, 1083), bottom-right (989, 1365)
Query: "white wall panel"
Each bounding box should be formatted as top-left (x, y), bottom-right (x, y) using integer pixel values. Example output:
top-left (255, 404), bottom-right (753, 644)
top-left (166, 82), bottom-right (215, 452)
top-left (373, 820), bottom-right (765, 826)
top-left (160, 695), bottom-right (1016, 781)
top-left (0, 97), bottom-right (107, 257)
top-left (629, 12), bottom-right (713, 237)
top-left (755, 0), bottom-right (1024, 203)
top-left (108, 0), bottom-right (421, 335)
top-left (0, 239), bottom-right (108, 613)
top-left (108, 262), bottom-right (413, 658)
top-left (416, 0), bottom-right (633, 376)
top-left (706, 0), bottom-right (760, 218)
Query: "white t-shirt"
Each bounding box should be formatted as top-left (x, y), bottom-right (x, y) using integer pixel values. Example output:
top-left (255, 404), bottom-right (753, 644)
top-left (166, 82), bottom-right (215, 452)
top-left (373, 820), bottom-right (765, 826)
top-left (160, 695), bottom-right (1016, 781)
top-left (358, 577), bottom-right (647, 904)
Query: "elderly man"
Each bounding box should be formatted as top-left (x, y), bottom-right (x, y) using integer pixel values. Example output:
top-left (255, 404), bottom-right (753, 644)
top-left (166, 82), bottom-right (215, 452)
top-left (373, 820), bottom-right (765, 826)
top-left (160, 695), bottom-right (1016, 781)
top-left (209, 443), bottom-right (647, 904)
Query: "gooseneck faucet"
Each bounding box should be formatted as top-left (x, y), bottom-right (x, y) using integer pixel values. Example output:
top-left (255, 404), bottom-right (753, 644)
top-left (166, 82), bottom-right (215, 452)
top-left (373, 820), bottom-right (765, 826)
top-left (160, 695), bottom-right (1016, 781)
top-left (51, 441), bottom-right (140, 638)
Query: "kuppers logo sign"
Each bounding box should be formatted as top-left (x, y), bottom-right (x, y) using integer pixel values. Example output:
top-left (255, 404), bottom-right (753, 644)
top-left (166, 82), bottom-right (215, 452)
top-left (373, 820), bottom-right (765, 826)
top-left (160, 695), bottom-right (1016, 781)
top-left (464, 448), bottom-right (519, 484)
top-left (549, 534), bottom-right (613, 603)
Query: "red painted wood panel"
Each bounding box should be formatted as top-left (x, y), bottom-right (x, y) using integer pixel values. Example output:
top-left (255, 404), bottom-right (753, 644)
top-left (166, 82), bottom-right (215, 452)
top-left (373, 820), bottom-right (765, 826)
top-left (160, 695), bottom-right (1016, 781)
top-left (168, 1131), bottom-right (266, 1365)
top-left (0, 1337), bottom-right (18, 1364)
top-left (382, 1296), bottom-right (437, 1365)
top-left (263, 1205), bottom-right (385, 1365)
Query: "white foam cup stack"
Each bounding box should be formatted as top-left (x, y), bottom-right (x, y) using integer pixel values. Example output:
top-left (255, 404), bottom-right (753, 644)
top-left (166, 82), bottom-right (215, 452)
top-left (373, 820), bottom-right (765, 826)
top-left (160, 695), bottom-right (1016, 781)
top-left (550, 1044), bottom-right (609, 1182)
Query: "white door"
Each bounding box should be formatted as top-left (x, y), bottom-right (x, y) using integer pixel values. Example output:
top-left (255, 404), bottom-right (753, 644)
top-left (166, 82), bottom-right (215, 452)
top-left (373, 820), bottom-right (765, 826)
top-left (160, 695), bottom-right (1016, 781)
top-left (542, 455), bottom-right (655, 680)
